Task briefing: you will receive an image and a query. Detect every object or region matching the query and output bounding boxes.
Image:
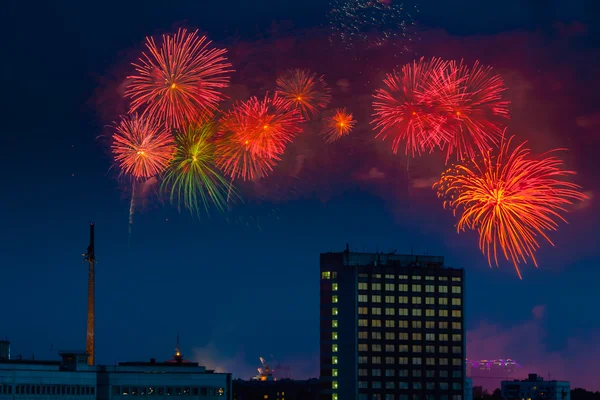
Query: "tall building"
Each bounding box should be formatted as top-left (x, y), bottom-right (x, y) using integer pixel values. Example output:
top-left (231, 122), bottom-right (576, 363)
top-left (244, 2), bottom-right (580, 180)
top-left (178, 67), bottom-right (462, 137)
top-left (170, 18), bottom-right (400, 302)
top-left (501, 374), bottom-right (570, 400)
top-left (320, 247), bottom-right (466, 400)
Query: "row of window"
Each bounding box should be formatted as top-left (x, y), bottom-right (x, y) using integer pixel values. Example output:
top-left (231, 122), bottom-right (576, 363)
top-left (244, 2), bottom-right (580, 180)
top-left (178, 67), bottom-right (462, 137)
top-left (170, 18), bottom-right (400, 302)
top-left (358, 381), bottom-right (463, 390)
top-left (357, 318), bottom-right (461, 328)
top-left (356, 357), bottom-right (463, 366)
top-left (357, 296), bottom-right (461, 305)
top-left (332, 322), bottom-right (460, 332)
top-left (113, 386), bottom-right (224, 396)
top-left (356, 369), bottom-right (462, 378)
top-left (356, 344), bottom-right (463, 353)
top-left (354, 331), bottom-right (463, 341)
top-left (357, 307), bottom-right (462, 316)
top-left (357, 395), bottom-right (463, 400)
top-left (0, 384), bottom-right (95, 396)
top-left (358, 283), bottom-right (462, 294)
top-left (321, 272), bottom-right (462, 282)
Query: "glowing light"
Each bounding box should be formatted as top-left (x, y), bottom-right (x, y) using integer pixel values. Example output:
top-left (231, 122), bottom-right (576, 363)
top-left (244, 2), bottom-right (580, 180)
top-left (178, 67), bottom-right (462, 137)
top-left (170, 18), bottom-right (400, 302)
top-left (276, 69), bottom-right (332, 119)
top-left (322, 108), bottom-right (356, 143)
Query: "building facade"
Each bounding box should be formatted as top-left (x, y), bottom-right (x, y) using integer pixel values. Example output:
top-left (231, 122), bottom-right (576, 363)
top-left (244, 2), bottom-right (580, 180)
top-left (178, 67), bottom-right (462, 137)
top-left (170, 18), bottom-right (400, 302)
top-left (320, 247), bottom-right (466, 400)
top-left (501, 374), bottom-right (570, 400)
top-left (0, 348), bottom-right (231, 399)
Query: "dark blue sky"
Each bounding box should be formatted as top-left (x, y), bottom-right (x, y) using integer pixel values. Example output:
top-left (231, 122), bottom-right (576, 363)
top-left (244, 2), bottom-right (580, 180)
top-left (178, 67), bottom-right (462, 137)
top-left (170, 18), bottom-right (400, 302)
top-left (1, 0), bottom-right (599, 390)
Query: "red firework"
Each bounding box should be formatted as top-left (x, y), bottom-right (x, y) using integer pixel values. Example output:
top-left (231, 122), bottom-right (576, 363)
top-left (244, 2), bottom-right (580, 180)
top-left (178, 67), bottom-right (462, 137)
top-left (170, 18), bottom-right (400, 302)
top-left (426, 60), bottom-right (510, 161)
top-left (276, 69), bottom-right (332, 119)
top-left (112, 114), bottom-right (175, 179)
top-left (221, 94), bottom-right (304, 159)
top-left (371, 57), bottom-right (449, 155)
top-left (126, 29), bottom-right (232, 129)
top-left (322, 108), bottom-right (356, 143)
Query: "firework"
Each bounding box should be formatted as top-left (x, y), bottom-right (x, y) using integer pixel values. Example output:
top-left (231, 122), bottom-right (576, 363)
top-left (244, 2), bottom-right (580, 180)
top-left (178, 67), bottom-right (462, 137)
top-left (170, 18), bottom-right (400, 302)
top-left (112, 114), bottom-right (175, 179)
top-left (434, 136), bottom-right (588, 278)
top-left (427, 60), bottom-right (510, 161)
top-left (161, 123), bottom-right (234, 216)
top-left (322, 108), bottom-right (356, 143)
top-left (327, 0), bottom-right (418, 52)
top-left (372, 57), bottom-right (449, 155)
top-left (276, 69), bottom-right (332, 119)
top-left (222, 94), bottom-right (304, 159)
top-left (126, 29), bottom-right (232, 129)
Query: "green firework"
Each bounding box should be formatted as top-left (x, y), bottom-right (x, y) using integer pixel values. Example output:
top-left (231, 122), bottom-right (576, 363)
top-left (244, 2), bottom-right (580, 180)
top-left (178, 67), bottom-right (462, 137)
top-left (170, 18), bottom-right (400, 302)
top-left (162, 122), bottom-right (238, 217)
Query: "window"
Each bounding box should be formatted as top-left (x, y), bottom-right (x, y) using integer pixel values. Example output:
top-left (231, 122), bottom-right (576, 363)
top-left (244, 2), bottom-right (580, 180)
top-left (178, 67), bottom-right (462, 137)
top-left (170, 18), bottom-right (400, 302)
top-left (439, 322), bottom-right (448, 329)
top-left (372, 344), bottom-right (382, 352)
top-left (359, 307), bottom-right (368, 315)
top-left (372, 307), bottom-right (382, 315)
top-left (332, 344), bottom-right (338, 352)
top-left (453, 358), bottom-right (462, 366)
top-left (412, 345), bottom-right (422, 352)
top-left (426, 383), bottom-right (436, 390)
top-left (358, 381), bottom-right (368, 388)
top-left (332, 320), bottom-right (338, 328)
top-left (372, 356), bottom-right (382, 364)
top-left (440, 334), bottom-right (449, 341)
top-left (385, 283), bottom-right (394, 291)
top-left (452, 370), bottom-right (462, 378)
top-left (332, 369), bottom-right (338, 377)
top-left (426, 309), bottom-right (435, 317)
top-left (413, 382), bottom-right (422, 389)
top-left (452, 322), bottom-right (461, 330)
top-left (385, 296), bottom-right (395, 303)
top-left (398, 274), bottom-right (408, 280)
top-left (398, 284), bottom-right (408, 291)
top-left (453, 383), bottom-right (462, 390)
top-left (440, 358), bottom-right (448, 365)
top-left (413, 370), bottom-right (422, 377)
top-left (426, 276), bottom-right (435, 280)
top-left (372, 283), bottom-right (381, 290)
top-left (426, 370), bottom-right (435, 378)
top-left (359, 395), bottom-right (368, 400)
top-left (333, 356), bottom-right (338, 364)
top-left (452, 298), bottom-right (461, 306)
top-left (425, 285), bottom-right (435, 293)
top-left (332, 283), bottom-right (338, 291)
top-left (358, 331), bottom-right (367, 339)
top-left (372, 369), bottom-right (382, 376)
top-left (412, 297), bottom-right (422, 304)
top-left (398, 296), bottom-right (408, 304)
top-left (439, 298), bottom-right (448, 305)
top-left (358, 344), bottom-right (368, 352)
top-left (412, 321), bottom-right (422, 328)
top-left (332, 295), bottom-right (338, 303)
top-left (412, 309), bottom-right (422, 317)
top-left (385, 332), bottom-right (395, 340)
top-left (386, 382), bottom-right (395, 389)
top-left (374, 274), bottom-right (381, 279)
top-left (398, 345), bottom-right (408, 352)
top-left (385, 320), bottom-right (395, 328)
top-left (440, 382), bottom-right (449, 390)
top-left (332, 308), bottom-right (338, 316)
top-left (386, 344), bottom-right (395, 352)
top-left (398, 308), bottom-right (408, 316)
top-left (412, 284), bottom-right (422, 292)
top-left (372, 319), bottom-right (382, 327)
top-left (358, 282), bottom-right (368, 290)
top-left (412, 333), bottom-right (422, 340)
top-left (426, 321), bottom-right (435, 329)
top-left (399, 382), bottom-right (409, 389)
top-left (413, 275), bottom-right (422, 280)
top-left (386, 308), bottom-right (395, 315)
top-left (439, 286), bottom-right (448, 293)
top-left (452, 310), bottom-right (462, 318)
top-left (332, 332), bottom-right (338, 340)
top-left (399, 357), bottom-right (408, 364)
top-left (359, 319), bottom-right (368, 327)
top-left (399, 369), bottom-right (408, 377)
top-left (359, 295), bottom-right (368, 302)
top-left (452, 334), bottom-right (462, 341)
top-left (386, 369), bottom-right (395, 376)
top-left (372, 332), bottom-right (382, 340)
top-left (439, 276), bottom-right (448, 281)
top-left (399, 333), bottom-right (409, 340)
top-left (359, 368), bottom-right (367, 376)
top-left (426, 333), bottom-right (436, 341)
top-left (332, 381), bottom-right (338, 389)
top-left (385, 274), bottom-right (394, 279)
top-left (372, 295), bottom-right (381, 303)
top-left (452, 396), bottom-right (462, 400)
top-left (439, 346), bottom-right (448, 353)
top-left (399, 320), bottom-right (408, 328)
top-left (426, 358), bottom-right (435, 365)
top-left (426, 345), bottom-right (435, 353)
top-left (439, 310), bottom-right (448, 317)
top-left (426, 297), bottom-right (435, 305)
top-left (440, 370), bottom-right (448, 378)
top-left (322, 271), bottom-right (331, 279)
top-left (452, 286), bottom-right (461, 294)
top-left (452, 277), bottom-right (461, 282)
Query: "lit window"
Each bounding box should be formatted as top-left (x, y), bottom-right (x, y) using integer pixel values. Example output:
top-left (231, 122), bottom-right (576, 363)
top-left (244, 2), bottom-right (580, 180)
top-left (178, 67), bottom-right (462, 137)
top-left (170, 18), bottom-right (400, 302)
top-left (399, 345), bottom-right (408, 352)
top-left (412, 321), bottom-right (422, 329)
top-left (358, 369), bottom-right (367, 376)
top-left (412, 357), bottom-right (422, 365)
top-left (412, 333), bottom-right (422, 340)
top-left (332, 381), bottom-right (338, 389)
top-left (371, 320), bottom-right (382, 327)
top-left (439, 286), bottom-right (448, 293)
top-left (332, 308), bottom-right (338, 316)
top-left (439, 298), bottom-right (448, 305)
top-left (412, 309), bottom-right (422, 317)
top-left (452, 298), bottom-right (461, 306)
top-left (358, 356), bottom-right (368, 363)
top-left (372, 332), bottom-right (382, 340)
top-left (452, 277), bottom-right (461, 282)
top-left (439, 322), bottom-right (448, 329)
top-left (425, 297), bottom-right (435, 304)
top-left (439, 346), bottom-right (448, 353)
top-left (398, 296), bottom-right (408, 304)
top-left (412, 297), bottom-right (422, 304)
top-left (371, 295), bottom-right (381, 303)
top-left (385, 308), bottom-right (395, 315)
top-left (358, 307), bottom-right (368, 315)
top-left (425, 285), bottom-right (435, 293)
top-left (332, 369), bottom-right (338, 377)
top-left (385, 320), bottom-right (395, 328)
top-left (332, 320), bottom-right (338, 328)
top-left (399, 320), bottom-right (408, 328)
top-left (452, 346), bottom-right (461, 354)
top-left (426, 321), bottom-right (435, 329)
top-left (452, 322), bottom-right (461, 330)
top-left (332, 295), bottom-right (338, 303)
top-left (426, 358), bottom-right (435, 365)
top-left (426, 309), bottom-right (435, 317)
top-left (372, 345), bottom-right (382, 352)
top-left (452, 334), bottom-right (462, 341)
top-left (426, 345), bottom-right (435, 353)
top-left (412, 345), bottom-right (422, 353)
top-left (332, 332), bottom-right (338, 340)
top-left (358, 282), bottom-right (368, 290)
top-left (440, 358), bottom-right (448, 365)
top-left (385, 283), bottom-right (394, 291)
top-left (426, 276), bottom-right (434, 280)
top-left (398, 275), bottom-right (408, 280)
top-left (385, 295), bottom-right (395, 303)
top-left (385, 344), bottom-right (395, 352)
top-left (332, 283), bottom-right (338, 291)
top-left (371, 283), bottom-right (381, 290)
top-left (426, 333), bottom-right (436, 341)
top-left (452, 310), bottom-right (462, 318)
top-left (371, 307), bottom-right (381, 315)
top-left (385, 332), bottom-right (395, 340)
top-left (372, 356), bottom-right (381, 364)
top-left (399, 333), bottom-right (409, 340)
top-left (332, 344), bottom-right (338, 352)
top-left (439, 276), bottom-right (448, 281)
top-left (413, 275), bottom-right (422, 280)
top-left (385, 274), bottom-right (394, 279)
top-left (358, 319), bottom-right (368, 327)
top-left (333, 395), bottom-right (338, 400)
top-left (399, 357), bottom-right (408, 365)
top-left (398, 308), bottom-right (408, 316)
top-left (358, 331), bottom-right (367, 339)
top-left (358, 344), bottom-right (368, 352)
top-left (398, 284), bottom-right (408, 292)
top-left (439, 310), bottom-right (448, 317)
top-left (358, 295), bottom-right (368, 302)
top-left (332, 356), bottom-right (338, 364)
top-left (440, 334), bottom-right (449, 341)
top-left (321, 272), bottom-right (331, 279)
top-left (373, 274), bottom-right (381, 279)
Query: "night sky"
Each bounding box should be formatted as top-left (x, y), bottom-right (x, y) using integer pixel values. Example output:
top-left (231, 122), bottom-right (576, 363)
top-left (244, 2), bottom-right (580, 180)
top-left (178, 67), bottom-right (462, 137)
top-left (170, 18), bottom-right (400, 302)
top-left (2, 0), bottom-right (599, 392)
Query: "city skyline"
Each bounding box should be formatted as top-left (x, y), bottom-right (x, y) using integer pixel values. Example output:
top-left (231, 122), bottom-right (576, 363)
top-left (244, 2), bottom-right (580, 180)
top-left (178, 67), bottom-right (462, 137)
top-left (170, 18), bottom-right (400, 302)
top-left (1, 0), bottom-right (599, 394)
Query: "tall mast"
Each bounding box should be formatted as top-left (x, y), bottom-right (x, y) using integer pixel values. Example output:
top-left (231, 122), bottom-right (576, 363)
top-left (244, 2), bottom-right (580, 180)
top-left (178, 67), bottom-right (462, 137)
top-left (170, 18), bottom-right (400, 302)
top-left (85, 223), bottom-right (96, 366)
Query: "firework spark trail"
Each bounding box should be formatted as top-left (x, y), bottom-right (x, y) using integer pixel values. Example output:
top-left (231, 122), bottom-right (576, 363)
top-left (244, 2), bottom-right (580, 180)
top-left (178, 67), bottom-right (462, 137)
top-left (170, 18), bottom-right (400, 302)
top-left (126, 29), bottom-right (232, 129)
top-left (372, 57), bottom-right (449, 155)
top-left (434, 135), bottom-right (588, 278)
top-left (276, 69), bottom-right (332, 120)
top-left (128, 180), bottom-right (137, 248)
top-left (322, 108), bottom-right (356, 143)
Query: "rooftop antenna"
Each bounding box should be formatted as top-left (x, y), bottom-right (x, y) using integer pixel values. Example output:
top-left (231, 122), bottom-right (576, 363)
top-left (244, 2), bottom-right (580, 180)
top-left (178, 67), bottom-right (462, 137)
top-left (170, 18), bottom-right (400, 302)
top-left (84, 223), bottom-right (96, 366)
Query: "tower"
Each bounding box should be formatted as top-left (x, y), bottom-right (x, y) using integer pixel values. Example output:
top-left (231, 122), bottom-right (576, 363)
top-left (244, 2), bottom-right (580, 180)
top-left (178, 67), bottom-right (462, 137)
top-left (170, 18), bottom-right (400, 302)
top-left (84, 223), bottom-right (96, 366)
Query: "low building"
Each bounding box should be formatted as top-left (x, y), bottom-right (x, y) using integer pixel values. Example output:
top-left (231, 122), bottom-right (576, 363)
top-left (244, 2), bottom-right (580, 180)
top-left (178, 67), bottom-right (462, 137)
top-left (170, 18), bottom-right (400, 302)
top-left (233, 379), bottom-right (321, 400)
top-left (0, 342), bottom-right (231, 399)
top-left (501, 373), bottom-right (570, 400)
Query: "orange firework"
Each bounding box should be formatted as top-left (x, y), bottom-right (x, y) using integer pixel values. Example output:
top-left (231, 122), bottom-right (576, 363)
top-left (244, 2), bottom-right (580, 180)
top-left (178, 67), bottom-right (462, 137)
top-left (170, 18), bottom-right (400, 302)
top-left (112, 114), bottom-right (175, 179)
top-left (372, 57), bottom-right (449, 155)
top-left (126, 29), bottom-right (232, 129)
top-left (434, 136), bottom-right (588, 278)
top-left (426, 60), bottom-right (510, 161)
top-left (276, 69), bottom-right (332, 119)
top-left (322, 108), bottom-right (356, 143)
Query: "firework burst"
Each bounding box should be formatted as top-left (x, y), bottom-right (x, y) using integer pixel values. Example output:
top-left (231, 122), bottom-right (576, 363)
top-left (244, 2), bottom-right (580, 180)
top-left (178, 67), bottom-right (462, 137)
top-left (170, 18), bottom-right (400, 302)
top-left (276, 69), bottom-right (332, 119)
top-left (372, 57), bottom-right (449, 155)
top-left (112, 114), bottom-right (175, 179)
top-left (222, 94), bottom-right (304, 159)
top-left (434, 136), bottom-right (588, 278)
top-left (161, 123), bottom-right (234, 217)
top-left (322, 108), bottom-right (356, 143)
top-left (126, 28), bottom-right (232, 129)
top-left (427, 60), bottom-right (510, 161)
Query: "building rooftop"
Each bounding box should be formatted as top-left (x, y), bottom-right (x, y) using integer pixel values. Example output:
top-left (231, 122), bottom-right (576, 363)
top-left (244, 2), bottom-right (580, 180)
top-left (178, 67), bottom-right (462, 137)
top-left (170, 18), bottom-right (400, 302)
top-left (321, 246), bottom-right (450, 268)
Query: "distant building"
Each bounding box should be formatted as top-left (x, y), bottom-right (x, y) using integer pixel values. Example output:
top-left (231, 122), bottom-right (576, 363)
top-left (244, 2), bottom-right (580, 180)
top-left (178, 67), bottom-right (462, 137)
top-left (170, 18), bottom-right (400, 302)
top-left (233, 379), bottom-right (321, 400)
top-left (501, 373), bottom-right (570, 400)
top-left (465, 378), bottom-right (473, 400)
top-left (320, 246), bottom-right (466, 400)
top-left (0, 341), bottom-right (9, 361)
top-left (0, 342), bottom-right (231, 399)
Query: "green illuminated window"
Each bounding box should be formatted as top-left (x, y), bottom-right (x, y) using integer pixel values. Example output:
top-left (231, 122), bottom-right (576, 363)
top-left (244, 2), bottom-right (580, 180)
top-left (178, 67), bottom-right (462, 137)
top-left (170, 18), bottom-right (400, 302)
top-left (332, 295), bottom-right (338, 303)
top-left (321, 271), bottom-right (331, 280)
top-left (332, 283), bottom-right (338, 291)
top-left (332, 320), bottom-right (338, 328)
top-left (332, 332), bottom-right (338, 340)
top-left (332, 395), bottom-right (338, 400)
top-left (332, 369), bottom-right (338, 377)
top-left (332, 308), bottom-right (338, 316)
top-left (332, 381), bottom-right (338, 389)
top-left (332, 344), bottom-right (338, 352)
top-left (332, 356), bottom-right (338, 364)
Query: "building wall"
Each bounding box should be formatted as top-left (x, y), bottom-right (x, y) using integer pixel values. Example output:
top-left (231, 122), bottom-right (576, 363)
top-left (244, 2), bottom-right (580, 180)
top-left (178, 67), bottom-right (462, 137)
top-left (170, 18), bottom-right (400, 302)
top-left (501, 378), bottom-right (570, 400)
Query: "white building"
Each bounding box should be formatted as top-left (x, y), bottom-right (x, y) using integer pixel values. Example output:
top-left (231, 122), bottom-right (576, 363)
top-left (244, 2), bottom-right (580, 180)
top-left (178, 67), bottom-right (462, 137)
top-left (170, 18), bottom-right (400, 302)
top-left (501, 373), bottom-right (570, 400)
top-left (0, 346), bottom-right (231, 399)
